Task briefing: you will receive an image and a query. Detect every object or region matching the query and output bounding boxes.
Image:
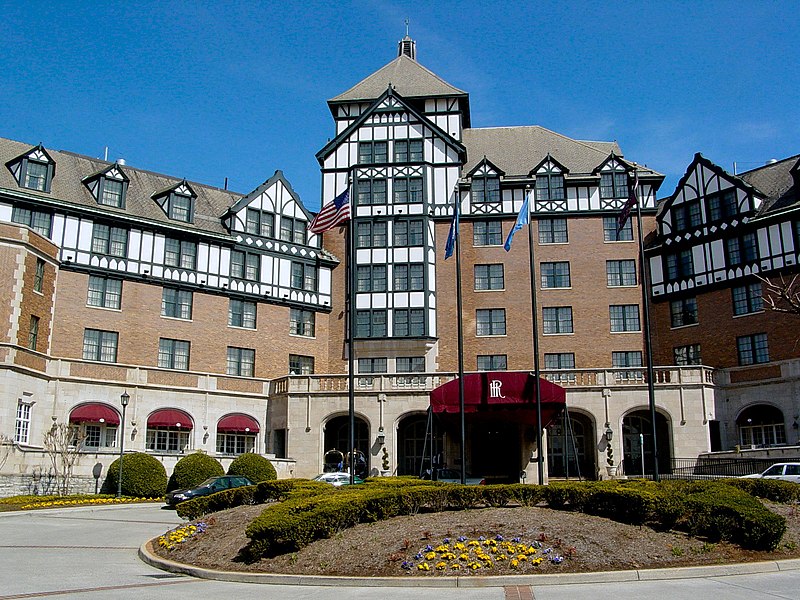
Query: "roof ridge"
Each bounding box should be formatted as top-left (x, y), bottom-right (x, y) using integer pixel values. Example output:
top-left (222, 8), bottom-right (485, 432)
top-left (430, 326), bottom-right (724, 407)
top-left (738, 154), bottom-right (800, 176)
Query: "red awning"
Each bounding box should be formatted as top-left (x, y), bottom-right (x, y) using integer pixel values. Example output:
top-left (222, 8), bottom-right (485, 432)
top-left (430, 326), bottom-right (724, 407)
top-left (430, 372), bottom-right (566, 427)
top-left (69, 403), bottom-right (120, 426)
top-left (147, 409), bottom-right (193, 430)
top-left (217, 413), bottom-right (260, 433)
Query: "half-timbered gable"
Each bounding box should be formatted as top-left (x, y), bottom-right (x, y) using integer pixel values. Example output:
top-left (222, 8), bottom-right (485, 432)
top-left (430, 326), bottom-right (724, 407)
top-left (5, 143), bottom-right (56, 193)
top-left (82, 163), bottom-right (129, 209)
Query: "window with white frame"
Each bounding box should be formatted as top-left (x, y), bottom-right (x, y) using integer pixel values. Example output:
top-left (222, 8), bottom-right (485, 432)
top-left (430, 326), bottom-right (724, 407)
top-left (228, 298), bottom-right (257, 329)
top-left (164, 238), bottom-right (197, 269)
top-left (158, 338), bottom-right (190, 370)
top-left (216, 432), bottom-right (255, 455)
top-left (543, 307), bottom-right (573, 334)
top-left (610, 305), bottom-right (640, 332)
top-left (91, 224), bottom-right (127, 257)
top-left (82, 329), bottom-right (118, 362)
top-left (289, 308), bottom-right (315, 337)
top-left (732, 282), bottom-right (763, 315)
top-left (80, 423), bottom-right (117, 449)
top-left (15, 401), bottom-right (33, 444)
top-left (88, 276), bottom-right (122, 309)
top-left (476, 308), bottom-right (506, 336)
top-left (146, 428), bottom-right (190, 452)
top-left (606, 260), bottom-right (636, 287)
top-left (227, 347), bottom-right (255, 376)
top-left (162, 287), bottom-right (192, 319)
top-left (289, 354), bottom-right (315, 374)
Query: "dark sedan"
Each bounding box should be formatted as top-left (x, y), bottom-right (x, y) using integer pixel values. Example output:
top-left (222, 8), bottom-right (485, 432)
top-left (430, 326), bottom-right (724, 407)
top-left (164, 475), bottom-right (254, 507)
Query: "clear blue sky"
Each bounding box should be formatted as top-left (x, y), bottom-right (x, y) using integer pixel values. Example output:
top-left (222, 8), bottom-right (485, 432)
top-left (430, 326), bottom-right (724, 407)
top-left (1, 1), bottom-right (797, 211)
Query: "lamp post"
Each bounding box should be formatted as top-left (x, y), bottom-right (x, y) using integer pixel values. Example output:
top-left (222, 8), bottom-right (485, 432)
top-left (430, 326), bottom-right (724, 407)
top-left (116, 391), bottom-right (130, 498)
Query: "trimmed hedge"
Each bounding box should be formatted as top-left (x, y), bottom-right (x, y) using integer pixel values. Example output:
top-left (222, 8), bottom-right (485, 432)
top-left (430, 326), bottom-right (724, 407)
top-left (167, 453), bottom-right (224, 492)
top-left (227, 453), bottom-right (277, 483)
top-left (721, 477), bottom-right (800, 504)
top-left (101, 452), bottom-right (167, 498)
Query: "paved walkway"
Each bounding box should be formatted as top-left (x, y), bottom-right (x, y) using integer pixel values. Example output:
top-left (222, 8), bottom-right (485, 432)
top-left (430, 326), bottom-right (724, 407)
top-left (1, 503), bottom-right (799, 599)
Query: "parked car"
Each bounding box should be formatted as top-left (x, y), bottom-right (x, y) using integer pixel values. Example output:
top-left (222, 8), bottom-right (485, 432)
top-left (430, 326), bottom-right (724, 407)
top-left (312, 472), bottom-right (364, 486)
top-left (421, 468), bottom-right (486, 485)
top-left (741, 462), bottom-right (800, 483)
top-left (165, 475), bottom-right (254, 506)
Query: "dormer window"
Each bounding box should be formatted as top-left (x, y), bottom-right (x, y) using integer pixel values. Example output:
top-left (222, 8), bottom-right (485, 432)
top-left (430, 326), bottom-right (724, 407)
top-left (152, 181), bottom-right (196, 224)
top-left (600, 171), bottom-right (629, 199)
top-left (471, 175), bottom-right (500, 203)
top-left (706, 189), bottom-right (737, 223)
top-left (535, 171), bottom-right (564, 201)
top-left (6, 145), bottom-right (55, 193)
top-left (84, 165), bottom-right (129, 208)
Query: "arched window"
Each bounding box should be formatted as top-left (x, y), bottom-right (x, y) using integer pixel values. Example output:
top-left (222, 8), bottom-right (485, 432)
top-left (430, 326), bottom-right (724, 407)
top-left (216, 414), bottom-right (259, 456)
top-left (69, 403), bottom-right (120, 449)
top-left (737, 405), bottom-right (786, 448)
top-left (146, 409), bottom-right (193, 453)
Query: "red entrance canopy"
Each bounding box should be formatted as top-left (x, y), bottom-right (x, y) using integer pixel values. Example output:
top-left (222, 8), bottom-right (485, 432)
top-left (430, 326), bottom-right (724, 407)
top-left (147, 409), bottom-right (193, 430)
top-left (430, 371), bottom-right (566, 427)
top-left (69, 403), bottom-right (120, 426)
top-left (217, 413), bottom-right (260, 433)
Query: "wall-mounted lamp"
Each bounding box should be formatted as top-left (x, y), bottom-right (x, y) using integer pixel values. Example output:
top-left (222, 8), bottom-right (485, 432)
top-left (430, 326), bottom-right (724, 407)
top-left (376, 430), bottom-right (385, 444)
top-left (604, 423), bottom-right (613, 441)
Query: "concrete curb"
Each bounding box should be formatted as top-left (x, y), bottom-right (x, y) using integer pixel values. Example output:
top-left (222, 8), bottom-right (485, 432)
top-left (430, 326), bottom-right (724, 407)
top-left (139, 540), bottom-right (800, 588)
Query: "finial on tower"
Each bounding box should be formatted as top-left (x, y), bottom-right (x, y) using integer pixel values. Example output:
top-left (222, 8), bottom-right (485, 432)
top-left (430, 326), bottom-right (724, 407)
top-left (398, 20), bottom-right (416, 60)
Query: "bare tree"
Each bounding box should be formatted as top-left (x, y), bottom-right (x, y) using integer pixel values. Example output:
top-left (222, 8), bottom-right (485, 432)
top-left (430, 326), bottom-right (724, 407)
top-left (0, 433), bottom-right (12, 472)
top-left (43, 422), bottom-right (86, 496)
top-left (757, 273), bottom-right (800, 316)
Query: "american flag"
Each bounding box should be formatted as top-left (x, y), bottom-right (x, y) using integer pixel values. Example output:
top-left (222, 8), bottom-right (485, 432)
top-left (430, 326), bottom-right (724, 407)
top-left (309, 188), bottom-right (350, 234)
top-left (616, 170), bottom-right (639, 236)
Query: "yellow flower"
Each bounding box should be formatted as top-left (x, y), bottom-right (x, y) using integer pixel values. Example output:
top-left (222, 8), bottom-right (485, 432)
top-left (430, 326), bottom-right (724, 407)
top-left (511, 559), bottom-right (519, 568)
top-left (425, 552), bottom-right (436, 560)
top-left (435, 561), bottom-right (447, 570)
top-left (417, 563), bottom-right (430, 571)
top-left (450, 563), bottom-right (461, 570)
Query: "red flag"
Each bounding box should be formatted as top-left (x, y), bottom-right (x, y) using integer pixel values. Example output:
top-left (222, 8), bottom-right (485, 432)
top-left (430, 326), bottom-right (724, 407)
top-left (309, 188), bottom-right (350, 234)
top-left (616, 170), bottom-right (639, 236)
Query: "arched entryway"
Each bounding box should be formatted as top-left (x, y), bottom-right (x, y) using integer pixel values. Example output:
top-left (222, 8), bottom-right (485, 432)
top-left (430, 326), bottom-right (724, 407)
top-left (323, 414), bottom-right (369, 475)
top-left (737, 404), bottom-right (786, 448)
top-left (398, 412), bottom-right (444, 477)
top-left (546, 410), bottom-right (596, 479)
top-left (622, 409), bottom-right (671, 476)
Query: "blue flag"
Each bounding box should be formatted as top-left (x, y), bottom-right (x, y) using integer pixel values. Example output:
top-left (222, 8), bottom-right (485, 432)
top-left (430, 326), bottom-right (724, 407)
top-left (504, 192), bottom-right (530, 251)
top-left (444, 197), bottom-right (460, 260)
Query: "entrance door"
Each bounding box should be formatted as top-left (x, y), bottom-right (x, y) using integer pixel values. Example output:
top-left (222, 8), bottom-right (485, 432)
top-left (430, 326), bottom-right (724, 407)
top-left (323, 415), bottom-right (369, 474)
top-left (622, 410), bottom-right (670, 476)
top-left (470, 422), bottom-right (520, 484)
top-left (546, 411), bottom-right (594, 479)
top-left (398, 413), bottom-right (443, 477)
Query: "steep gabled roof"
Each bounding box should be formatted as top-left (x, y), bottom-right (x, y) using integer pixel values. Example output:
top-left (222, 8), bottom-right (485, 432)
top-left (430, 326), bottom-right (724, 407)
top-left (224, 169), bottom-right (313, 221)
top-left (738, 155), bottom-right (800, 214)
top-left (330, 54), bottom-right (466, 103)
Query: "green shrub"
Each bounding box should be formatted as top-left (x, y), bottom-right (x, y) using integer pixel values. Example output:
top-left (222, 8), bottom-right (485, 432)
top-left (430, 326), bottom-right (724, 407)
top-left (722, 478), bottom-right (800, 504)
top-left (101, 452), bottom-right (167, 498)
top-left (167, 453), bottom-right (224, 492)
top-left (227, 453), bottom-right (277, 483)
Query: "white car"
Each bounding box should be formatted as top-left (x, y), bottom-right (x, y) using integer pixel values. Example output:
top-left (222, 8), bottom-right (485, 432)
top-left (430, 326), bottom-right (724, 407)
top-left (741, 462), bottom-right (800, 483)
top-left (312, 472), bottom-right (364, 486)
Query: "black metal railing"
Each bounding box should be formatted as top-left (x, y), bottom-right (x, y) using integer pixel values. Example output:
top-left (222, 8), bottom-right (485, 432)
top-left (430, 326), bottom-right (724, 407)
top-left (631, 457), bottom-right (790, 480)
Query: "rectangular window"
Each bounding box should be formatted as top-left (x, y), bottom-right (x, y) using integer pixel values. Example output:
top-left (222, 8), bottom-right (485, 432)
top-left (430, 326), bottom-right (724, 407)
top-left (358, 357), bottom-right (387, 374)
top-left (291, 262), bottom-right (317, 291)
top-left (280, 217), bottom-right (306, 245)
top-left (673, 200), bottom-right (702, 233)
top-left (158, 338), bottom-right (190, 370)
top-left (476, 308), bottom-right (506, 336)
top-left (706, 189), bottom-right (737, 222)
top-left (217, 433), bottom-right (255, 456)
top-left (356, 309), bottom-right (387, 338)
top-left (674, 344), bottom-right (702, 366)
top-left (670, 297), bottom-right (698, 327)
top-left (606, 260), bottom-right (636, 286)
top-left (164, 238), bottom-right (197, 269)
top-left (600, 172), bottom-right (628, 199)
top-left (357, 221), bottom-right (388, 248)
top-left (474, 264), bottom-right (504, 290)
top-left (535, 173), bottom-right (565, 201)
top-left (15, 401), bottom-right (32, 444)
top-left (231, 250), bottom-right (260, 280)
top-left (665, 249), bottom-right (694, 281)
top-left (397, 356), bottom-right (425, 373)
top-left (358, 141), bottom-right (388, 164)
top-left (471, 176), bottom-right (501, 203)
top-left (246, 208), bottom-right (274, 238)
top-left (357, 265), bottom-right (387, 292)
top-left (229, 299), bottom-right (257, 329)
top-left (732, 282), bottom-right (763, 315)
top-left (544, 352), bottom-right (576, 381)
top-left (356, 178), bottom-right (387, 205)
top-left (394, 177), bottom-right (424, 203)
top-left (538, 218), bottom-right (568, 244)
top-left (169, 193), bottom-right (193, 222)
top-left (393, 308), bottom-right (425, 337)
top-left (610, 305), bottom-right (640, 332)
top-left (91, 224), bottom-right (127, 257)
top-left (612, 351), bottom-right (643, 380)
top-left (393, 219), bottom-right (423, 246)
top-left (162, 287), bottom-right (193, 319)
top-left (28, 315), bottom-right (39, 350)
top-left (473, 220), bottom-right (503, 246)
top-left (603, 216), bottom-right (633, 241)
top-left (24, 161), bottom-right (48, 191)
top-left (289, 354), bottom-right (315, 375)
top-left (33, 259), bottom-right (45, 293)
top-left (87, 276), bottom-right (122, 309)
top-left (227, 347), bottom-right (255, 376)
top-left (12, 206), bottom-right (53, 237)
top-left (477, 354), bottom-right (507, 371)
top-left (541, 262), bottom-right (571, 288)
top-left (146, 429), bottom-right (190, 453)
top-left (543, 306), bottom-right (573, 334)
top-left (289, 308), bottom-right (315, 337)
top-left (82, 329), bottom-right (118, 362)
top-left (394, 139), bottom-right (423, 162)
top-left (100, 179), bottom-right (124, 207)
top-left (737, 333), bottom-right (769, 366)
top-left (393, 263), bottom-right (424, 291)
top-left (726, 233), bottom-right (759, 267)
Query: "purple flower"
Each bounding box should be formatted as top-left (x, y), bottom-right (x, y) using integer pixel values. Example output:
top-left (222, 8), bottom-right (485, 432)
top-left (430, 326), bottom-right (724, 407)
top-left (511, 537), bottom-right (521, 543)
top-left (458, 536), bottom-right (467, 542)
top-left (495, 535), bottom-right (504, 541)
top-left (424, 545), bottom-right (433, 552)
top-left (414, 553), bottom-right (423, 560)
top-left (443, 538), bottom-right (450, 544)
top-left (478, 536), bottom-right (485, 541)
top-left (550, 555), bottom-right (563, 564)
top-left (543, 547), bottom-right (552, 554)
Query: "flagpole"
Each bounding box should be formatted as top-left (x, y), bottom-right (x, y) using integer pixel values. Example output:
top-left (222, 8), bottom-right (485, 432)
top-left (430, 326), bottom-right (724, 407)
top-left (525, 187), bottom-right (544, 484)
top-left (346, 181), bottom-right (356, 485)
top-left (454, 191), bottom-right (466, 486)
top-left (633, 172), bottom-right (659, 482)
